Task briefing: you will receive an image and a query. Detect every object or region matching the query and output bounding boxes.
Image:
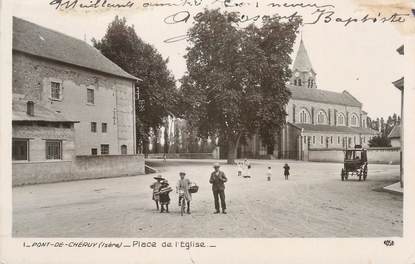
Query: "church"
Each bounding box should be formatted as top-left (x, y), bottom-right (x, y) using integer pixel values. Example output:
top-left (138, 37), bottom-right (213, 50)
top-left (237, 39), bottom-right (378, 160)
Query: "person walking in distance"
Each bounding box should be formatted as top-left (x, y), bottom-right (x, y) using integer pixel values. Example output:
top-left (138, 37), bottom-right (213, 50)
top-left (209, 163), bottom-right (228, 214)
top-left (283, 163), bottom-right (290, 180)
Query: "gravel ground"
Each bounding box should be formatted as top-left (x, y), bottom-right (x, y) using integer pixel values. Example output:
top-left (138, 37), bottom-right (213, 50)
top-left (12, 159), bottom-right (402, 237)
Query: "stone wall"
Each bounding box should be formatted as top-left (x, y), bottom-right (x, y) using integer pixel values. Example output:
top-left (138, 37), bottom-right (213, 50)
top-left (72, 154), bottom-right (145, 180)
top-left (13, 154), bottom-right (145, 186)
top-left (308, 147), bottom-right (401, 164)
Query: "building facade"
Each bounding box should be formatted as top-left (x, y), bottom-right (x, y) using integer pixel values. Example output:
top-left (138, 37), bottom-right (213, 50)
top-left (237, 39), bottom-right (377, 160)
top-left (278, 39), bottom-right (377, 159)
top-left (12, 17), bottom-right (144, 185)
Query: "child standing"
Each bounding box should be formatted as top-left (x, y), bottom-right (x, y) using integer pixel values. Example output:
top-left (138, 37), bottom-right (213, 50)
top-left (150, 176), bottom-right (164, 210)
top-left (267, 166), bottom-right (272, 181)
top-left (237, 162), bottom-right (243, 177)
top-left (283, 163), bottom-right (290, 180)
top-left (176, 172), bottom-right (192, 214)
top-left (159, 180), bottom-right (173, 213)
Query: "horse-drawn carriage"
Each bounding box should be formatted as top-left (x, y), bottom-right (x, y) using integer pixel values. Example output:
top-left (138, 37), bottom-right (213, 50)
top-left (341, 145), bottom-right (368, 181)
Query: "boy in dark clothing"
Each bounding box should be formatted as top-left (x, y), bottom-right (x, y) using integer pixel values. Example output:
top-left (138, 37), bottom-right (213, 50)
top-left (283, 163), bottom-right (290, 180)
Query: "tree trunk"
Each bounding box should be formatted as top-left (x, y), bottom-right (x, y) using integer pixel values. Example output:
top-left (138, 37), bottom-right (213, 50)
top-left (226, 133), bottom-right (242, 164)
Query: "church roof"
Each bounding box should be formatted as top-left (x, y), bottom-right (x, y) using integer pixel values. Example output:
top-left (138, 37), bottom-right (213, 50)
top-left (13, 17), bottom-right (138, 81)
top-left (291, 123), bottom-right (378, 135)
top-left (388, 125), bottom-right (401, 139)
top-left (292, 39), bottom-right (315, 73)
top-left (287, 85), bottom-right (362, 107)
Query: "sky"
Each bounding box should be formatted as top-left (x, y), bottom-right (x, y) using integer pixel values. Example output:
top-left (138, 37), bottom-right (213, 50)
top-left (12, 0), bottom-right (408, 120)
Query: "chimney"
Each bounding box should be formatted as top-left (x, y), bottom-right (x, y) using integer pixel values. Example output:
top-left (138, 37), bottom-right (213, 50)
top-left (27, 101), bottom-right (34, 116)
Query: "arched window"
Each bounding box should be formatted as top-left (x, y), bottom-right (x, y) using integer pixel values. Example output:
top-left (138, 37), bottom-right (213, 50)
top-left (121, 145), bottom-right (127, 155)
top-left (299, 109), bottom-right (310, 124)
top-left (350, 114), bottom-right (359, 127)
top-left (337, 113), bottom-right (346, 126)
top-left (317, 111), bottom-right (327, 125)
top-left (308, 78), bottom-right (314, 88)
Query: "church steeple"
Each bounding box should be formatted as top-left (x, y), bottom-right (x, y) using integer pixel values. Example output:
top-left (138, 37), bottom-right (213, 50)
top-left (290, 38), bottom-right (317, 89)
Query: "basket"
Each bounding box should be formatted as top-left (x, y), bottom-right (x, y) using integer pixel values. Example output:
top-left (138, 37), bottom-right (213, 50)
top-left (189, 185), bottom-right (199, 194)
top-left (159, 186), bottom-right (172, 194)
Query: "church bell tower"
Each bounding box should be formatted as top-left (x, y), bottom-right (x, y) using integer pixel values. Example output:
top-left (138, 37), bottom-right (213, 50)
top-left (290, 38), bottom-right (317, 89)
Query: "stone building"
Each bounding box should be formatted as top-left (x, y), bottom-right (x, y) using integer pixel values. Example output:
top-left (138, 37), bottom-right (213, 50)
top-left (280, 39), bottom-right (377, 159)
top-left (238, 39), bottom-right (378, 160)
top-left (12, 17), bottom-right (144, 185)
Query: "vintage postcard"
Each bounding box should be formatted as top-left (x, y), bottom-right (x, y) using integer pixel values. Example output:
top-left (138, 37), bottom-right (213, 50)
top-left (0, 0), bottom-right (415, 263)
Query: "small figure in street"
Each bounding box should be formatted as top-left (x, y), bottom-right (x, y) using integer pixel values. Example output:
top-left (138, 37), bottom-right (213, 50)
top-left (267, 166), bottom-right (272, 181)
top-left (159, 180), bottom-right (173, 213)
top-left (283, 163), bottom-right (290, 180)
top-left (150, 175), bottom-right (164, 211)
top-left (209, 163), bottom-right (228, 214)
top-left (176, 172), bottom-right (192, 214)
top-left (237, 162), bottom-right (243, 177)
top-left (243, 159), bottom-right (251, 178)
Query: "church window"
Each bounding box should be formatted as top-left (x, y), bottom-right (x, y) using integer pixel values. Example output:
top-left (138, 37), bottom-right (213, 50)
top-left (294, 79), bottom-right (298, 86)
top-left (337, 113), bottom-right (345, 126)
top-left (350, 114), bottom-right (358, 127)
top-left (298, 79), bottom-right (302, 86)
top-left (299, 109), bottom-right (309, 124)
top-left (317, 111), bottom-right (327, 124)
top-left (308, 78), bottom-right (314, 88)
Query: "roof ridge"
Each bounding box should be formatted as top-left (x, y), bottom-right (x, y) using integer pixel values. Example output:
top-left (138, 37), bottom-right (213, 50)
top-left (342, 90), bottom-right (362, 106)
top-left (14, 16), bottom-right (88, 47)
top-left (13, 16), bottom-right (139, 81)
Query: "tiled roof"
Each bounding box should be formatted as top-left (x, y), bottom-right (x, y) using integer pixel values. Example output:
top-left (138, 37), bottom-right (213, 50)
top-left (388, 125), bottom-right (401, 139)
top-left (13, 17), bottom-right (138, 81)
top-left (13, 99), bottom-right (78, 123)
top-left (287, 85), bottom-right (362, 107)
top-left (292, 39), bottom-right (315, 73)
top-left (291, 123), bottom-right (378, 135)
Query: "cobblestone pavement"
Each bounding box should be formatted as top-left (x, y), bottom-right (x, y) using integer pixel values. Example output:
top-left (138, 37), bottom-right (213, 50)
top-left (13, 159), bottom-right (402, 237)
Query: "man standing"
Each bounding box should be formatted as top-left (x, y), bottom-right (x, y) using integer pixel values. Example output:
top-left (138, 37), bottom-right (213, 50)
top-left (209, 163), bottom-right (227, 214)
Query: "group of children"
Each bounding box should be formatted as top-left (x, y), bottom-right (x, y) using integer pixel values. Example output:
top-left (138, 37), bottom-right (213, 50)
top-left (150, 172), bottom-right (193, 214)
top-left (237, 159), bottom-right (252, 178)
top-left (237, 160), bottom-right (291, 181)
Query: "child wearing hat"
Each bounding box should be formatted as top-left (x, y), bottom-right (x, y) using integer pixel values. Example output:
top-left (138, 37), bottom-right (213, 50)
top-left (176, 172), bottom-right (192, 214)
top-left (150, 175), bottom-right (164, 211)
top-left (159, 180), bottom-right (173, 213)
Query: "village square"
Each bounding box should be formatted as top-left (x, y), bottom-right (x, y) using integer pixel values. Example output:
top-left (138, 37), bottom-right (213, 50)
top-left (10, 5), bottom-right (404, 238)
